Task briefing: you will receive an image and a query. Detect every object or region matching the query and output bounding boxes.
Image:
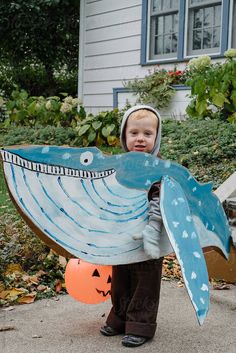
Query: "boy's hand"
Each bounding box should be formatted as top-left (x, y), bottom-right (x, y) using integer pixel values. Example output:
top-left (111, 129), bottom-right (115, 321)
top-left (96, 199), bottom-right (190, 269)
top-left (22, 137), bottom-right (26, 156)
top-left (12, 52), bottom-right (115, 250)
top-left (142, 225), bottom-right (161, 259)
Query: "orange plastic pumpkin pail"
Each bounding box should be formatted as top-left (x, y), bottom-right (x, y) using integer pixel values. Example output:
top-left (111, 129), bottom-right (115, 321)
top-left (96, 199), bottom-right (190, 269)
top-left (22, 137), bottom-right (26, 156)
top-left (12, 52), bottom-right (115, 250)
top-left (65, 259), bottom-right (112, 304)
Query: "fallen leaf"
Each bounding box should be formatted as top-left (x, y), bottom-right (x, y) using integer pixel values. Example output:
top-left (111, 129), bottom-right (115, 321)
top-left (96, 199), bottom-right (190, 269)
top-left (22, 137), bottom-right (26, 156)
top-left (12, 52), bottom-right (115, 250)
top-left (4, 264), bottom-right (24, 275)
top-left (52, 296), bottom-right (59, 301)
top-left (37, 285), bottom-right (48, 292)
top-left (22, 274), bottom-right (39, 285)
top-left (0, 288), bottom-right (27, 300)
top-left (177, 281), bottom-right (184, 287)
top-left (0, 282), bottom-right (5, 292)
top-left (2, 306), bottom-right (15, 311)
top-left (18, 293), bottom-right (36, 304)
top-left (0, 326), bottom-right (15, 332)
top-left (36, 270), bottom-right (47, 277)
top-left (7, 288), bottom-right (27, 298)
top-left (0, 291), bottom-right (7, 300)
top-left (46, 249), bottom-right (55, 260)
top-left (55, 280), bottom-right (62, 293)
top-left (58, 256), bottom-right (67, 268)
top-left (213, 283), bottom-right (231, 290)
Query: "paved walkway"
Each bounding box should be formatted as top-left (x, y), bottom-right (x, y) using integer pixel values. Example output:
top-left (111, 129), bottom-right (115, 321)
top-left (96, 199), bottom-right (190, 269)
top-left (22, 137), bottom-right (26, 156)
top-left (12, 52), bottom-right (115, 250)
top-left (1, 280), bottom-right (236, 353)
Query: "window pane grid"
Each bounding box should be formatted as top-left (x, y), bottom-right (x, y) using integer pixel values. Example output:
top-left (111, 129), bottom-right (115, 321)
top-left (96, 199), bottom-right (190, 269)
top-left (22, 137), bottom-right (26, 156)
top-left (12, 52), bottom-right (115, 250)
top-left (152, 13), bottom-right (178, 55)
top-left (190, 3), bottom-right (221, 52)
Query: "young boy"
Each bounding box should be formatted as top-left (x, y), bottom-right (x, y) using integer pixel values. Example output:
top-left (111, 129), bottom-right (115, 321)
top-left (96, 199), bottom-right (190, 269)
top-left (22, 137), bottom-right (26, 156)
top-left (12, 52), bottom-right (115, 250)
top-left (100, 105), bottom-right (164, 348)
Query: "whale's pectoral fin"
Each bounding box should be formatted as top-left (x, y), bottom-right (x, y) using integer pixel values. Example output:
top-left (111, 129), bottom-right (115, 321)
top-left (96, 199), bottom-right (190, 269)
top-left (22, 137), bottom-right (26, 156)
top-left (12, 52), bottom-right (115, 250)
top-left (160, 175), bottom-right (210, 325)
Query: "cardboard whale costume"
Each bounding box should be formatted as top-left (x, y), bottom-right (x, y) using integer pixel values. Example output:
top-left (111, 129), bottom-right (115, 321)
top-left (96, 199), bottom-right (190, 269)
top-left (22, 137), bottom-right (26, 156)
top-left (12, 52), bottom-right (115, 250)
top-left (0, 106), bottom-right (231, 325)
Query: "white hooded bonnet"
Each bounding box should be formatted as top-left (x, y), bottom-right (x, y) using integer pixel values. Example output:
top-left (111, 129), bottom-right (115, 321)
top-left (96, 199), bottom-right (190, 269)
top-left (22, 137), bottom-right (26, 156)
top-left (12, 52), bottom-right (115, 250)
top-left (120, 105), bottom-right (162, 155)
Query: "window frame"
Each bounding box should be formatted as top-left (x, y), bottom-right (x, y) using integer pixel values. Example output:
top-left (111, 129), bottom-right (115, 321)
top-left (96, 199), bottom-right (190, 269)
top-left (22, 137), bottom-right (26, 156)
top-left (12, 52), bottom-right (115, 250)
top-left (228, 0), bottom-right (236, 48)
top-left (185, 0), bottom-right (223, 57)
top-left (141, 0), bottom-right (232, 65)
top-left (148, 0), bottom-right (180, 61)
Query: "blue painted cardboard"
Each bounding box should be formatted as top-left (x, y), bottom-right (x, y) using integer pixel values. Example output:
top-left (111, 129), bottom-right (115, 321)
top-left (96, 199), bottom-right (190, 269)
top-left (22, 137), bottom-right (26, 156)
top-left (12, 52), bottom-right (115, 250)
top-left (0, 146), bottom-right (232, 324)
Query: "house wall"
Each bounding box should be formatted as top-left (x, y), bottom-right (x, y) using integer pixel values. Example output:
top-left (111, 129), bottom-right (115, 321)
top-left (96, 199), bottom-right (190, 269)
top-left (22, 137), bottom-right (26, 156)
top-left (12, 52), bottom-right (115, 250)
top-left (78, 0), bottom-right (187, 116)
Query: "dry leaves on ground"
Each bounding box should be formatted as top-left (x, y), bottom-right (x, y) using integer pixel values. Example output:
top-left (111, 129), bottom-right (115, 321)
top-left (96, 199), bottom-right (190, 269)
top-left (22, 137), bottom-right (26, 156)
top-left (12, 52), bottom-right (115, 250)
top-left (0, 251), bottom-right (67, 306)
top-left (162, 254), bottom-right (183, 281)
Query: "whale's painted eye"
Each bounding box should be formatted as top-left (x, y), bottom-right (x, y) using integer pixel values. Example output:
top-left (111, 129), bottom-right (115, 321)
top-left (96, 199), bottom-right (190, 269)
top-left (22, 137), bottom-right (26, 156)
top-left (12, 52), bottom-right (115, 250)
top-left (80, 151), bottom-right (93, 166)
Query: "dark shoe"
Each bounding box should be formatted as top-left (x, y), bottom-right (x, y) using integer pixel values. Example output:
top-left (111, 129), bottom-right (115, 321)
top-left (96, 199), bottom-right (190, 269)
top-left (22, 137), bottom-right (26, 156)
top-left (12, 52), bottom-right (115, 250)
top-left (100, 325), bottom-right (120, 336)
top-left (121, 335), bottom-right (148, 347)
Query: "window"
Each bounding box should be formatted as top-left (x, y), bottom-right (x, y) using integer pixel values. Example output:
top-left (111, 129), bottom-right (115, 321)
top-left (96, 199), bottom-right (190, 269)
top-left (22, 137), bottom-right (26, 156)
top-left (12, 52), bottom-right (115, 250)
top-left (143, 0), bottom-right (234, 63)
top-left (149, 0), bottom-right (179, 60)
top-left (187, 0), bottom-right (222, 56)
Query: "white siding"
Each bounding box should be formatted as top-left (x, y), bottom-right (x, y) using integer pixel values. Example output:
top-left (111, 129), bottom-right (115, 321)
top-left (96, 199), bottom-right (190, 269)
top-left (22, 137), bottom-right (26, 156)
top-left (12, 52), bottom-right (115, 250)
top-left (86, 0), bottom-right (141, 16)
top-left (85, 36), bottom-right (141, 56)
top-left (78, 0), bottom-right (184, 114)
top-left (84, 51), bottom-right (140, 70)
top-left (79, 0), bottom-right (145, 112)
top-left (86, 21), bottom-right (141, 43)
top-left (86, 2), bottom-right (142, 29)
top-left (159, 90), bottom-right (191, 120)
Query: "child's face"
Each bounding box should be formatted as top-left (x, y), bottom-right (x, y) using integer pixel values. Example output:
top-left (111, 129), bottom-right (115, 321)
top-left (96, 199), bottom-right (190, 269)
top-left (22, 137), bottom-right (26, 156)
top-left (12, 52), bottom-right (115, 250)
top-left (125, 113), bottom-right (158, 153)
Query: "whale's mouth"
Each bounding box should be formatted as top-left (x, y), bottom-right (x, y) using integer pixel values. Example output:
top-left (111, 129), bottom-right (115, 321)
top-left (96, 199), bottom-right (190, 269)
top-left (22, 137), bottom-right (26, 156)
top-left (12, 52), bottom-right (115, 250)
top-left (1, 150), bottom-right (116, 180)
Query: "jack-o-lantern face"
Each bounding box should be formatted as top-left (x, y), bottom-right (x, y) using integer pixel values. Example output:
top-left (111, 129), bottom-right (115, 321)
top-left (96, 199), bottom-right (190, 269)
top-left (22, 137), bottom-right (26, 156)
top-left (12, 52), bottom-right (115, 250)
top-left (65, 259), bottom-right (112, 304)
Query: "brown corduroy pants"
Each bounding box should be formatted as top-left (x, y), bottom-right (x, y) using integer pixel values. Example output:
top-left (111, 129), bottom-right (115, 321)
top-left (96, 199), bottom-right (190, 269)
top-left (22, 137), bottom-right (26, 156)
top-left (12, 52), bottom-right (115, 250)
top-left (106, 258), bottom-right (163, 338)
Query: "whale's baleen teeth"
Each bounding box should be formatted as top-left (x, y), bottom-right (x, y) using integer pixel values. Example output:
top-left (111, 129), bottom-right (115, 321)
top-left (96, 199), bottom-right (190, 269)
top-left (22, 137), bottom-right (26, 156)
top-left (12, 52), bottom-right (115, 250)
top-left (1, 150), bottom-right (115, 180)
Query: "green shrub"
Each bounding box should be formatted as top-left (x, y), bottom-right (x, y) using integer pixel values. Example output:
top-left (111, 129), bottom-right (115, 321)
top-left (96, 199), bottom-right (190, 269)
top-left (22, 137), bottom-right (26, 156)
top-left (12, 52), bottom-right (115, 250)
top-left (1, 88), bottom-right (123, 147)
top-left (125, 67), bottom-right (186, 110)
top-left (185, 51), bottom-right (236, 123)
top-left (161, 119), bottom-right (236, 188)
top-left (0, 126), bottom-right (80, 147)
top-left (125, 51), bottom-right (236, 125)
top-left (75, 109), bottom-right (123, 147)
top-left (3, 88), bottom-right (85, 127)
